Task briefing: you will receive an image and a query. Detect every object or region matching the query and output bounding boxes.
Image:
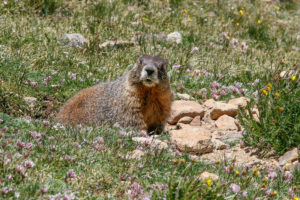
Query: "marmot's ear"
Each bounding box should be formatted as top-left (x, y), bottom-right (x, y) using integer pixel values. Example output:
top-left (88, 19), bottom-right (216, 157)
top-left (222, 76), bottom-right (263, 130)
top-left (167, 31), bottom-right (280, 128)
top-left (163, 59), bottom-right (169, 71)
top-left (137, 55), bottom-right (146, 66)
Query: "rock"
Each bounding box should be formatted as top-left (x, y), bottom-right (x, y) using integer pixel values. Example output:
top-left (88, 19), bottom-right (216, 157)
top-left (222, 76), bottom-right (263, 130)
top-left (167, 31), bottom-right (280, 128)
top-left (200, 145), bottom-right (279, 167)
top-left (209, 102), bottom-right (238, 120)
top-left (129, 149), bottom-right (145, 160)
top-left (132, 137), bottom-right (168, 150)
top-left (218, 132), bottom-right (243, 143)
top-left (279, 148), bottom-right (299, 166)
top-left (169, 125), bottom-right (213, 153)
top-left (166, 32), bottom-right (182, 44)
top-left (215, 115), bottom-right (239, 131)
top-left (168, 100), bottom-right (205, 125)
top-left (203, 99), bottom-right (217, 108)
top-left (291, 161), bottom-right (300, 172)
top-left (190, 47), bottom-right (199, 54)
top-left (228, 97), bottom-right (250, 108)
top-left (60, 33), bottom-right (88, 47)
top-left (199, 171), bottom-right (219, 181)
top-left (177, 93), bottom-right (193, 100)
top-left (99, 40), bottom-right (134, 50)
top-left (211, 139), bottom-right (228, 150)
top-left (178, 116), bottom-right (194, 124)
top-left (190, 116), bottom-right (201, 126)
top-left (24, 97), bottom-right (37, 107)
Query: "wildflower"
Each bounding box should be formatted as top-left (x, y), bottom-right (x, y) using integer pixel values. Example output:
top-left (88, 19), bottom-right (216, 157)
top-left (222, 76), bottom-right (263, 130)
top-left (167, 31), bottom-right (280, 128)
top-left (294, 196), bottom-right (299, 200)
top-left (261, 89), bottom-right (268, 95)
top-left (179, 158), bottom-right (185, 164)
top-left (42, 120), bottom-right (50, 126)
top-left (95, 137), bottom-right (104, 144)
top-left (271, 190), bottom-right (278, 196)
top-left (67, 169), bottom-right (77, 179)
top-left (187, 17), bottom-right (192, 22)
top-left (257, 20), bottom-right (262, 24)
top-left (0, 119), bottom-right (3, 124)
top-left (267, 86), bottom-right (271, 91)
top-left (252, 168), bottom-right (259, 176)
top-left (291, 75), bottom-right (296, 82)
top-left (184, 9), bottom-right (188, 14)
top-left (173, 159), bottom-right (178, 164)
top-left (242, 191), bottom-right (247, 197)
top-left (220, 90), bottom-right (227, 96)
top-left (246, 12), bottom-right (250, 16)
top-left (267, 82), bottom-right (272, 87)
top-left (240, 88), bottom-right (247, 95)
top-left (239, 10), bottom-right (244, 15)
top-left (268, 171), bottom-right (277, 179)
top-left (236, 22), bottom-right (240, 26)
top-left (279, 107), bottom-right (284, 112)
top-left (206, 177), bottom-right (212, 186)
top-left (231, 38), bottom-right (239, 48)
top-left (225, 166), bottom-right (230, 173)
top-left (280, 60), bottom-right (286, 64)
top-left (275, 6), bottom-right (280, 10)
top-left (24, 160), bottom-right (35, 169)
top-left (275, 92), bottom-right (280, 97)
top-left (178, 85), bottom-right (185, 91)
top-left (230, 184), bottom-right (241, 194)
top-left (142, 17), bottom-right (147, 21)
top-left (210, 81), bottom-right (220, 88)
top-left (235, 170), bottom-right (240, 175)
top-left (172, 65), bottom-right (181, 69)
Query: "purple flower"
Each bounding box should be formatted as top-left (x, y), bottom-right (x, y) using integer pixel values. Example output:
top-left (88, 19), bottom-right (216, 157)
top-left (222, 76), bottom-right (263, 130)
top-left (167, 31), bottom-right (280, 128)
top-left (0, 119), bottom-right (3, 124)
top-left (17, 140), bottom-right (25, 149)
top-left (25, 143), bottom-right (33, 150)
top-left (87, 72), bottom-right (93, 78)
top-left (172, 65), bottom-right (181, 69)
top-left (210, 81), bottom-right (220, 88)
top-left (234, 81), bottom-right (243, 89)
top-left (242, 191), bottom-right (247, 197)
top-left (95, 137), bottom-right (104, 144)
top-left (24, 160), bottom-right (35, 168)
top-left (137, 163), bottom-right (143, 169)
top-left (252, 90), bottom-right (258, 98)
top-left (225, 166), bottom-right (230, 173)
top-left (67, 169), bottom-right (77, 179)
top-left (212, 94), bottom-right (219, 100)
top-left (240, 88), bottom-right (248, 95)
top-left (220, 90), bottom-right (227, 96)
top-left (63, 192), bottom-right (75, 200)
top-left (230, 184), bottom-right (240, 194)
top-left (230, 38), bottom-right (239, 48)
top-left (42, 120), bottom-right (50, 126)
top-left (39, 186), bottom-right (48, 195)
top-left (15, 165), bottom-right (25, 174)
top-left (268, 171), bottom-right (277, 179)
top-left (178, 85), bottom-right (185, 91)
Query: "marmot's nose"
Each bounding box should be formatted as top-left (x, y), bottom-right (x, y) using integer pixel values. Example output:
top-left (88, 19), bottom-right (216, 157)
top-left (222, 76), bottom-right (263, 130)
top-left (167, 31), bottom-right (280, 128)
top-left (146, 69), bottom-right (154, 76)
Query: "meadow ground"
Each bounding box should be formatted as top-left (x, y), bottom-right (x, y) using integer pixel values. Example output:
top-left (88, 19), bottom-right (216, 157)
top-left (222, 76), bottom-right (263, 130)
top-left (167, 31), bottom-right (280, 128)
top-left (0, 0), bottom-right (299, 199)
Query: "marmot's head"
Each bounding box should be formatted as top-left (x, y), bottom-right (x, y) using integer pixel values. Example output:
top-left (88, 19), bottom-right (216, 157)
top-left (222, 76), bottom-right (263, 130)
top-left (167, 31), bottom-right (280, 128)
top-left (130, 55), bottom-right (169, 88)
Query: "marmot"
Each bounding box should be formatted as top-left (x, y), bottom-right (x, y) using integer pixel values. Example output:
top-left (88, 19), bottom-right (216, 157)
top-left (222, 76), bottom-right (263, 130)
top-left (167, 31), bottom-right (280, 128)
top-left (55, 55), bottom-right (173, 134)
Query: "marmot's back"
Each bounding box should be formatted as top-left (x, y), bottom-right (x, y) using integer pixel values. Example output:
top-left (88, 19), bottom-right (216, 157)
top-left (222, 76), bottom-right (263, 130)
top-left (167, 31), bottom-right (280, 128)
top-left (56, 55), bottom-right (172, 134)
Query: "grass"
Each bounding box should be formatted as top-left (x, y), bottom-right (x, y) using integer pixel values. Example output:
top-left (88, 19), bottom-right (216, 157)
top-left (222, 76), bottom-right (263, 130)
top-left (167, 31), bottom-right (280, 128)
top-left (0, 0), bottom-right (299, 199)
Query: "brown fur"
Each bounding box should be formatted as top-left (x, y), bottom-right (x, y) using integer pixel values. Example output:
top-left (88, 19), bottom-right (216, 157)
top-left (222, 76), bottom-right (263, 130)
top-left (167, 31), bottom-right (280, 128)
top-left (56, 55), bottom-right (173, 134)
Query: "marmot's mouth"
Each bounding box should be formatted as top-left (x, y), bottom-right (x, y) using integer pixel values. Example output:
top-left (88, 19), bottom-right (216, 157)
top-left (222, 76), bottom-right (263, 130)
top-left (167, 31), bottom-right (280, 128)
top-left (145, 78), bottom-right (152, 83)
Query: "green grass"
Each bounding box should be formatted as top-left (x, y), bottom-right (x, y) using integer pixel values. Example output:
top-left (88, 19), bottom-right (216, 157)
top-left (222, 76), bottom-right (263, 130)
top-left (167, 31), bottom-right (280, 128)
top-left (0, 0), bottom-right (299, 199)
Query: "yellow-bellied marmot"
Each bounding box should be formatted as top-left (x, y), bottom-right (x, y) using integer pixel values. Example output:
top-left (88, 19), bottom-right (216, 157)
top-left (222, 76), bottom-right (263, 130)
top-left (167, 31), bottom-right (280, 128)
top-left (55, 55), bottom-right (173, 134)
